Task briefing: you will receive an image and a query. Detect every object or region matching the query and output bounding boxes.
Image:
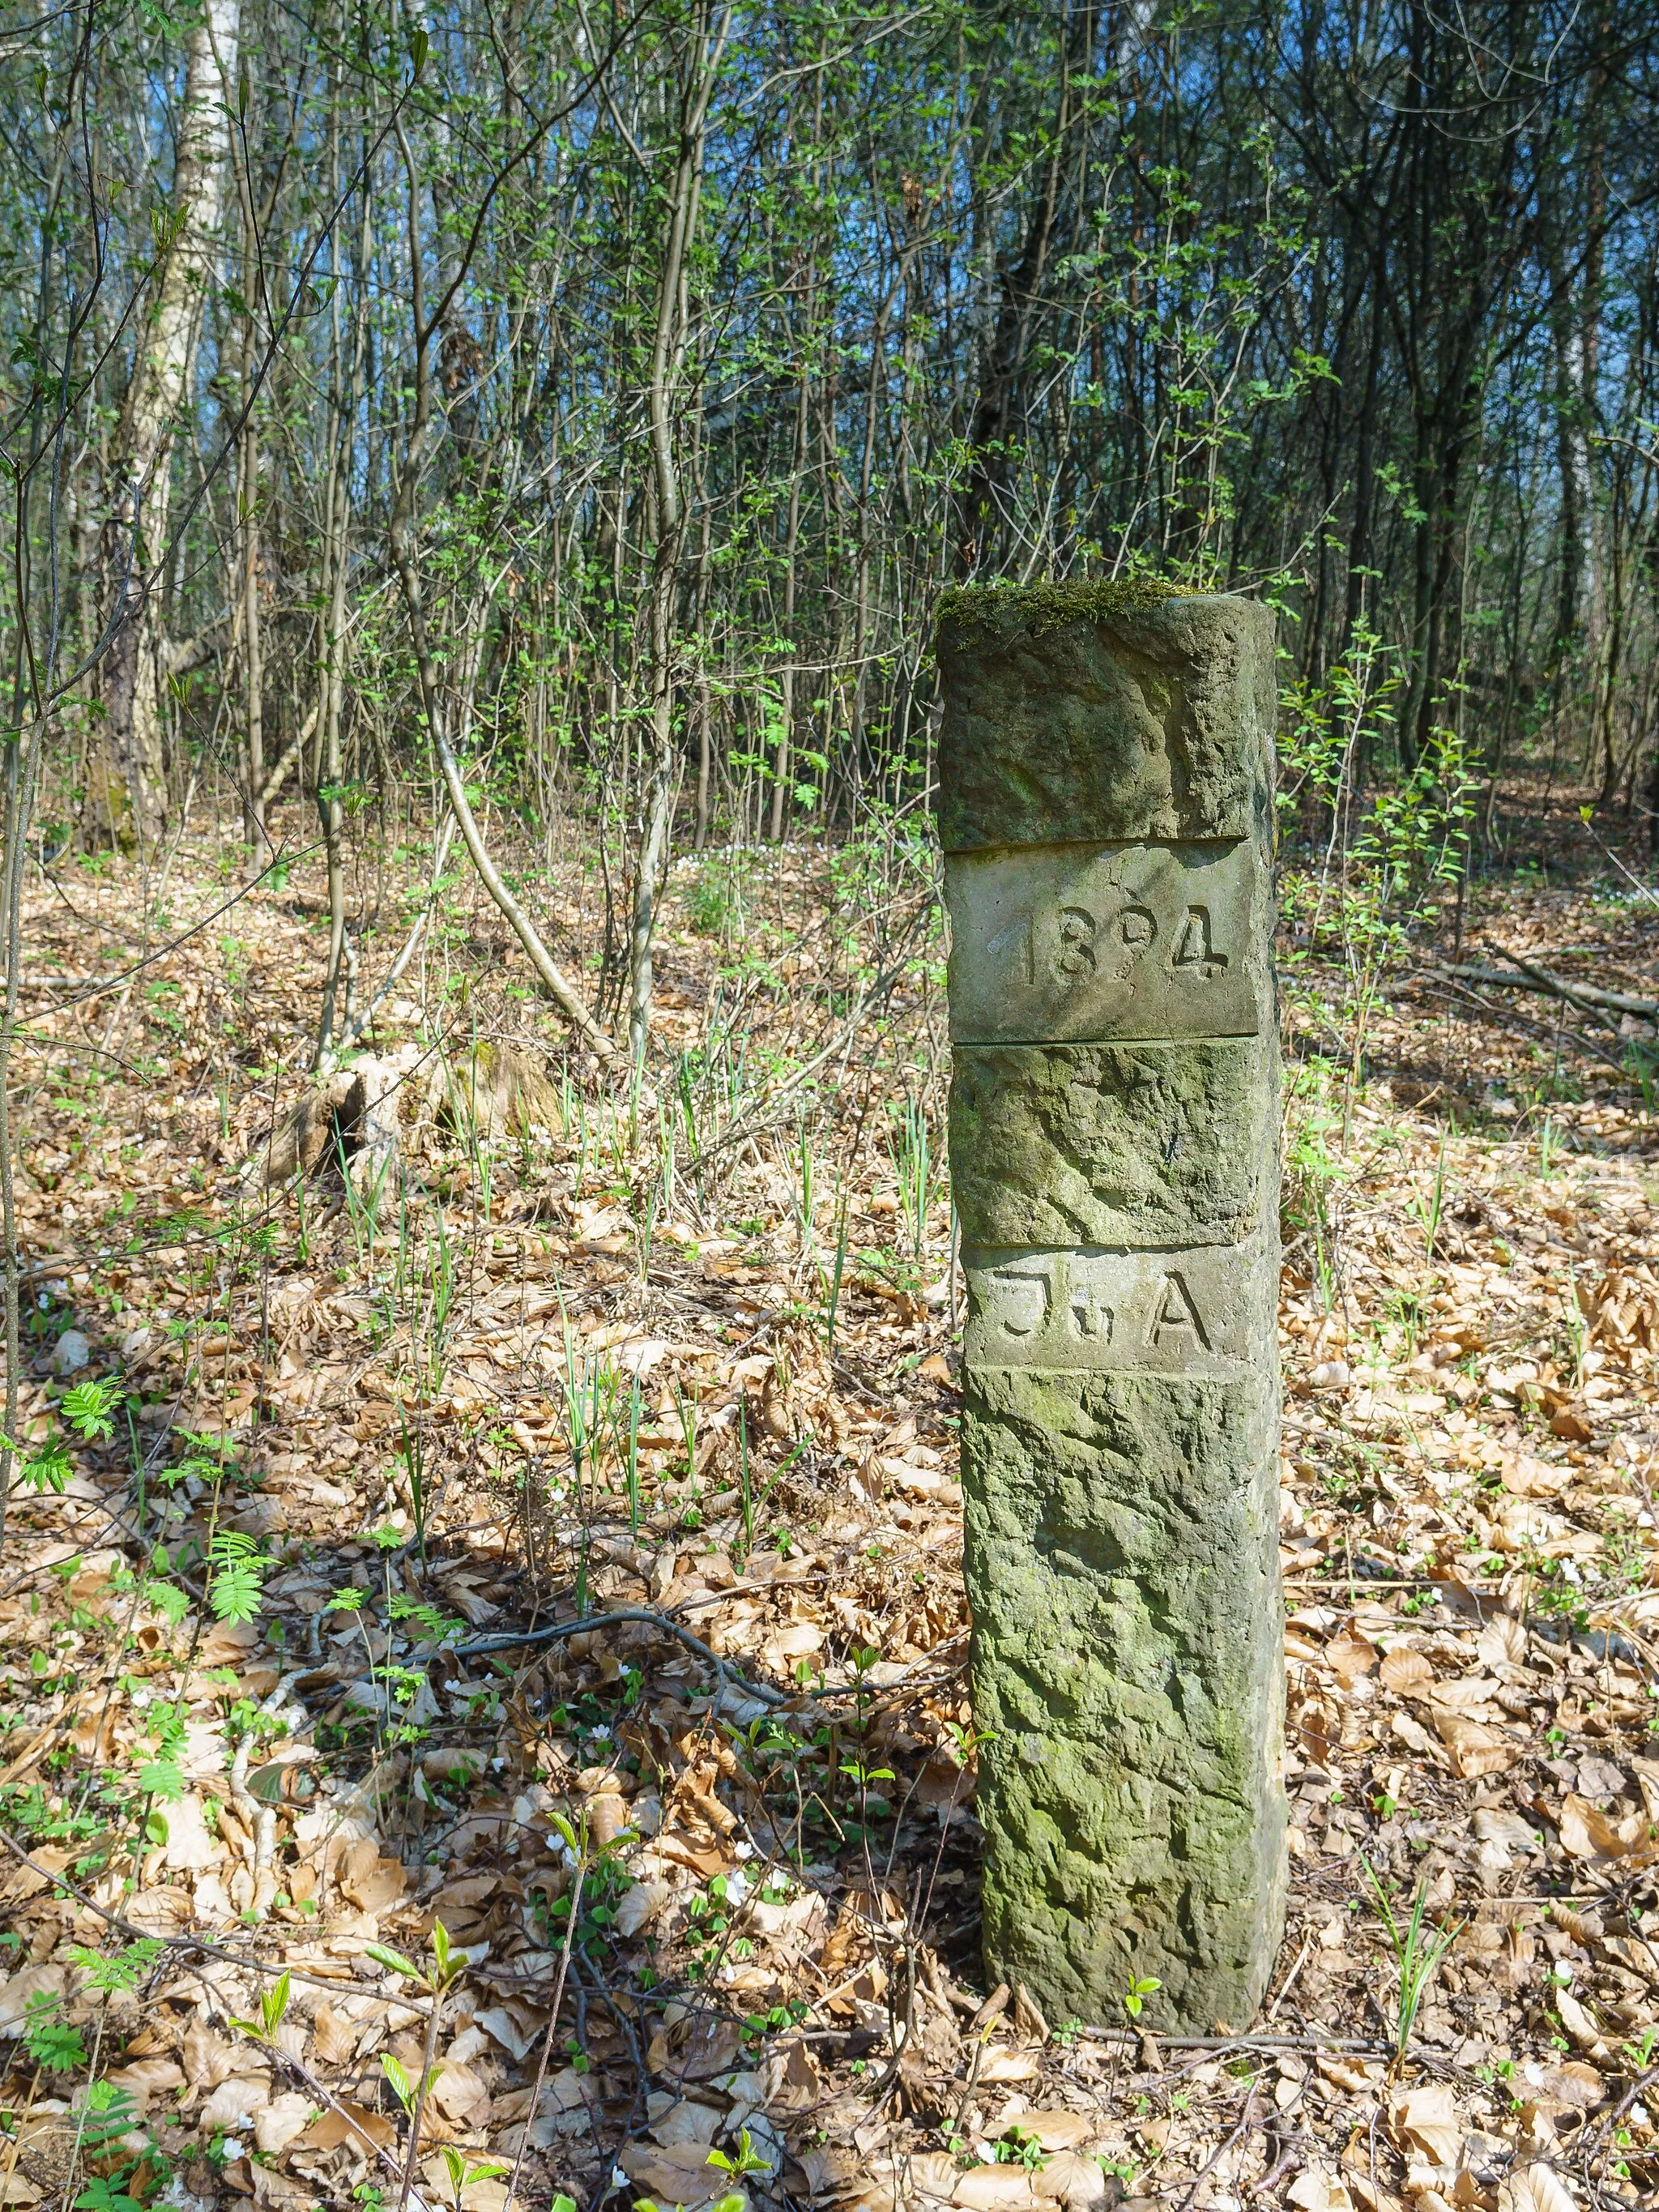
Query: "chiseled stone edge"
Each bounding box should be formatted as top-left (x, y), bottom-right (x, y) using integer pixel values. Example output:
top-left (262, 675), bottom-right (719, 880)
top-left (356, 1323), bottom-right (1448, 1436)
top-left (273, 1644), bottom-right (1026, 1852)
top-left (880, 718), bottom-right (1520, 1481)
top-left (936, 591), bottom-right (1277, 854)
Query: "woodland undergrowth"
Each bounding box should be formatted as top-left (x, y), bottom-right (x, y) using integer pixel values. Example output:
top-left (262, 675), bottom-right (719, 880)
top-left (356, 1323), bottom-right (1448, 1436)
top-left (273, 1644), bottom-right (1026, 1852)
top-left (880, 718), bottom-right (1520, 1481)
top-left (0, 800), bottom-right (1657, 2212)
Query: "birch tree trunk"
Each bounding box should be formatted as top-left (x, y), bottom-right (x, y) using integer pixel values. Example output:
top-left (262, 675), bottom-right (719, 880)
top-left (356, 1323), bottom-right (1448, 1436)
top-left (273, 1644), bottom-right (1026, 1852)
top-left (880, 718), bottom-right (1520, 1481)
top-left (98, 0), bottom-right (240, 849)
top-left (230, 43), bottom-right (265, 850)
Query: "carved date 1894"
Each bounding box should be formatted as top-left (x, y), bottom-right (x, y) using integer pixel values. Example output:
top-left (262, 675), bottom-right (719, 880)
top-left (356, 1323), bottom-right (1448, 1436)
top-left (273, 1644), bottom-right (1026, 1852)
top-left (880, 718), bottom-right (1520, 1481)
top-left (945, 837), bottom-right (1263, 1045)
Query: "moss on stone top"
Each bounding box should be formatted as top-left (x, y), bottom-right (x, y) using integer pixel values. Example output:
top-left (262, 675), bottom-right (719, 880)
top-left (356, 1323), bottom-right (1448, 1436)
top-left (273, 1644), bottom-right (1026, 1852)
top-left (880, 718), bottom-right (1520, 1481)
top-left (935, 574), bottom-right (1190, 645)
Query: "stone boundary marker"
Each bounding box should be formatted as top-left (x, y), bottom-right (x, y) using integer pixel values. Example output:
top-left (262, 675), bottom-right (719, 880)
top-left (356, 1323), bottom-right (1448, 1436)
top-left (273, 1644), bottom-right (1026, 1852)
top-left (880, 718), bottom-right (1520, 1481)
top-left (936, 581), bottom-right (1287, 2035)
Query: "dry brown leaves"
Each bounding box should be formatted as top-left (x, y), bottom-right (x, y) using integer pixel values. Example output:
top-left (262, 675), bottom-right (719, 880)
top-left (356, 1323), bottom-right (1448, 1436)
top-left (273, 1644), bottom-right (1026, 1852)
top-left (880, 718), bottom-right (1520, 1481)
top-left (0, 837), bottom-right (1657, 2208)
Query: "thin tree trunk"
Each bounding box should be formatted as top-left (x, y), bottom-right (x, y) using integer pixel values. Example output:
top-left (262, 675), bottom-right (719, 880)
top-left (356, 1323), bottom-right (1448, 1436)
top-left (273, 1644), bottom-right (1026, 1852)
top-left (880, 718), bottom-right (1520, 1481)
top-left (692, 502), bottom-right (714, 850)
top-left (315, 83), bottom-right (360, 1061)
top-left (770, 336), bottom-right (810, 843)
top-left (628, 0), bottom-right (726, 1063)
top-left (241, 412), bottom-right (264, 849)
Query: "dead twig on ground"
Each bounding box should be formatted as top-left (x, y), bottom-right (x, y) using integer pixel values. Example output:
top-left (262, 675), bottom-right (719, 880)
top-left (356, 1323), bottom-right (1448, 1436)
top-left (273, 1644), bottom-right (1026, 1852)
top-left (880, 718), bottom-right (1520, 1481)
top-left (1178, 2084), bottom-right (1261, 2212)
top-left (1437, 954), bottom-right (1659, 1024)
top-left (1422, 968), bottom-right (1635, 1078)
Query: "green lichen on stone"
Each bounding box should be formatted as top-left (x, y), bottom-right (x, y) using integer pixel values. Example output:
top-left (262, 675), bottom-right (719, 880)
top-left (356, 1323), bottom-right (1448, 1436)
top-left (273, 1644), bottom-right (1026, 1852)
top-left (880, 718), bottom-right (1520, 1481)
top-left (935, 574), bottom-right (1188, 649)
top-left (949, 1037), bottom-right (1271, 1249)
top-left (935, 590), bottom-right (1277, 853)
top-left (962, 1365), bottom-right (1286, 2031)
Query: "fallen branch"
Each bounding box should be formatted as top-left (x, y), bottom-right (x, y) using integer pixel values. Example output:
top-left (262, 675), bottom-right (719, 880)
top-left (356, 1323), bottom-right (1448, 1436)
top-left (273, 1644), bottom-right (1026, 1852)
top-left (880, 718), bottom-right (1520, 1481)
top-left (1178, 2083), bottom-right (1260, 2212)
top-left (0, 975), bottom-right (101, 991)
top-left (1436, 952), bottom-right (1659, 1024)
top-left (450, 1601), bottom-right (952, 1710)
top-left (388, 518), bottom-right (616, 1063)
top-left (1423, 969), bottom-right (1636, 1080)
top-left (1082, 2028), bottom-right (1389, 2056)
top-left (450, 1603), bottom-right (791, 1705)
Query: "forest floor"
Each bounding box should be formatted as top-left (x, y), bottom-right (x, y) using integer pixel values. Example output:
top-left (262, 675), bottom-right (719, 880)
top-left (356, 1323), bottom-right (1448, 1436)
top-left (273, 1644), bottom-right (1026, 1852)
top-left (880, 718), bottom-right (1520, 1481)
top-left (1, 798), bottom-right (1657, 2212)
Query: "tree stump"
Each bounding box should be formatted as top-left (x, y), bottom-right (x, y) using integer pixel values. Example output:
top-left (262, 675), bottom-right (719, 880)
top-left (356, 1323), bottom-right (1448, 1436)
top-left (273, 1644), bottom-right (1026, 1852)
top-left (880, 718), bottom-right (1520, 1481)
top-left (937, 581), bottom-right (1287, 2033)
